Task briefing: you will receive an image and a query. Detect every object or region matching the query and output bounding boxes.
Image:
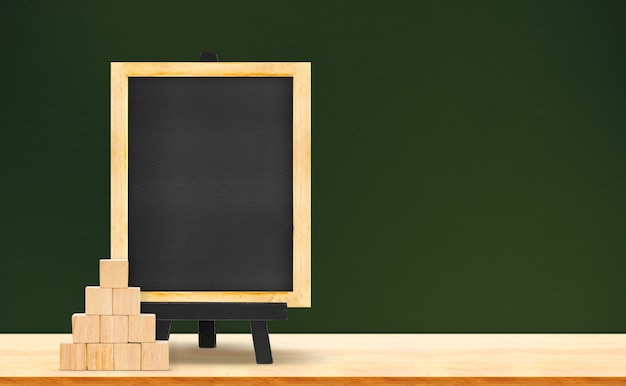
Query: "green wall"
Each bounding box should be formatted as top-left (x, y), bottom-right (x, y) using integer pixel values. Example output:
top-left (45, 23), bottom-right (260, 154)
top-left (1, 0), bottom-right (625, 333)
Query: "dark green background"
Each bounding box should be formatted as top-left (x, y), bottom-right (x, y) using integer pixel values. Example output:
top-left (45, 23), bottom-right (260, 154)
top-left (1, 0), bottom-right (625, 333)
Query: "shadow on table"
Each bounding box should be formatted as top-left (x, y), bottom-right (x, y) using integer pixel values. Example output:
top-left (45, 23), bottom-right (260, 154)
top-left (170, 340), bottom-right (325, 366)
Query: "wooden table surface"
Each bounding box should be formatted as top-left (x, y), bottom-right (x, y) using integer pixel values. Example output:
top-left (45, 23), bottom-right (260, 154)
top-left (1, 333), bottom-right (626, 385)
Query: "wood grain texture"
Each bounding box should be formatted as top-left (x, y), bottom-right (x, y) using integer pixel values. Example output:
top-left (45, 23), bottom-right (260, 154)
top-left (120, 62), bottom-right (306, 77)
top-left (86, 343), bottom-right (113, 371)
top-left (141, 341), bottom-right (169, 370)
top-left (70, 314), bottom-right (99, 343)
top-left (128, 314), bottom-right (156, 343)
top-left (112, 287), bottom-right (140, 315)
top-left (113, 343), bottom-right (141, 370)
top-left (1, 378), bottom-right (626, 385)
top-left (100, 316), bottom-right (128, 343)
top-left (59, 343), bottom-right (86, 370)
top-left (3, 334), bottom-right (626, 383)
top-left (141, 291), bottom-right (291, 303)
top-left (110, 62), bottom-right (311, 307)
top-left (110, 62), bottom-right (127, 260)
top-left (84, 287), bottom-right (112, 315)
top-left (292, 62), bottom-right (311, 308)
top-left (99, 259), bottom-right (128, 288)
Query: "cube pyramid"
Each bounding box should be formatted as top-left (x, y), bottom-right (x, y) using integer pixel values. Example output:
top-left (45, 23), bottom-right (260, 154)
top-left (60, 259), bottom-right (169, 370)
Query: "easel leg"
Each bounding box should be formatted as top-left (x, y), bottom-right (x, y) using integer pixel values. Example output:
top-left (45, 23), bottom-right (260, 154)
top-left (198, 320), bottom-right (216, 348)
top-left (249, 321), bottom-right (272, 364)
top-left (156, 319), bottom-right (172, 340)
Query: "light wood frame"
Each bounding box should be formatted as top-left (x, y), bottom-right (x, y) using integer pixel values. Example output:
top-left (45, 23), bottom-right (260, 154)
top-left (111, 62), bottom-right (311, 307)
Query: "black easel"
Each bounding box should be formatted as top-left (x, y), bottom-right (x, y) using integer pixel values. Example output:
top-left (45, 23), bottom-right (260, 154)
top-left (137, 51), bottom-right (287, 364)
top-left (141, 302), bottom-right (287, 364)
top-left (199, 51), bottom-right (219, 62)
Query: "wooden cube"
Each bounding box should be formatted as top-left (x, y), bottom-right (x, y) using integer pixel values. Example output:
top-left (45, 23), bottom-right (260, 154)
top-left (101, 315), bottom-right (129, 343)
top-left (99, 259), bottom-right (128, 288)
top-left (85, 286), bottom-right (112, 315)
top-left (87, 343), bottom-right (114, 370)
top-left (114, 343), bottom-right (141, 370)
top-left (60, 342), bottom-right (87, 370)
top-left (113, 287), bottom-right (140, 315)
top-left (128, 314), bottom-right (156, 343)
top-left (141, 341), bottom-right (169, 370)
top-left (71, 313), bottom-right (100, 343)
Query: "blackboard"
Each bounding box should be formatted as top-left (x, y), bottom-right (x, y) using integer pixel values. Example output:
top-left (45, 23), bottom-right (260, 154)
top-left (110, 63), bottom-right (311, 307)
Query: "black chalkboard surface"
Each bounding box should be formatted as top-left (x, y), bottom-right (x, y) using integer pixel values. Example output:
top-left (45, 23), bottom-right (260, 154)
top-left (110, 63), bottom-right (311, 308)
top-left (128, 77), bottom-right (294, 292)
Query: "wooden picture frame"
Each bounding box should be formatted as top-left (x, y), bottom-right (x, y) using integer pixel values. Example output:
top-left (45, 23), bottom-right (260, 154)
top-left (110, 62), bottom-right (311, 307)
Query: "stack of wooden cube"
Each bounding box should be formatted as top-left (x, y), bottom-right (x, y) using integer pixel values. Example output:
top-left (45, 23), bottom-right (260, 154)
top-left (60, 259), bottom-right (169, 370)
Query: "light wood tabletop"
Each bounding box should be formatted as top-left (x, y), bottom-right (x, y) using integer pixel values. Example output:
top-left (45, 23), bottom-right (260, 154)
top-left (1, 333), bottom-right (625, 385)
